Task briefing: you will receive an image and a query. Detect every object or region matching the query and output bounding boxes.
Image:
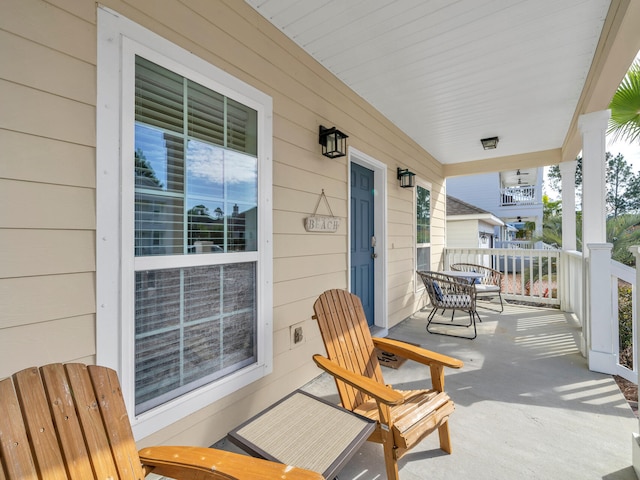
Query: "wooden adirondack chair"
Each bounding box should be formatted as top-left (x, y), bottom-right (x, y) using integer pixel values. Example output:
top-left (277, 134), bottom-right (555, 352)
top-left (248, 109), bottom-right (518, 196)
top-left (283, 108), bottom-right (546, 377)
top-left (311, 289), bottom-right (464, 480)
top-left (0, 363), bottom-right (324, 480)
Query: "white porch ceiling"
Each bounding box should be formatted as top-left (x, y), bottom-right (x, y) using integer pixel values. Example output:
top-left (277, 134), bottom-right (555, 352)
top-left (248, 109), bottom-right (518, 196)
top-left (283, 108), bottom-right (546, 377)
top-left (245, 0), bottom-right (612, 166)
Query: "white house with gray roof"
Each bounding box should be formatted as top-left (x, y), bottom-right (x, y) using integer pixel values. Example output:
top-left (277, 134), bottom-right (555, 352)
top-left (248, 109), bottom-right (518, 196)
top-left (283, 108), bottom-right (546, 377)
top-left (446, 196), bottom-right (505, 249)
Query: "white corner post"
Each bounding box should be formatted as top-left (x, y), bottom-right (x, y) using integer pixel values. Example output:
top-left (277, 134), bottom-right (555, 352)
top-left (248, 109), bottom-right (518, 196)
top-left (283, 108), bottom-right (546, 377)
top-left (579, 110), bottom-right (614, 374)
top-left (586, 243), bottom-right (616, 373)
top-left (559, 160), bottom-right (577, 252)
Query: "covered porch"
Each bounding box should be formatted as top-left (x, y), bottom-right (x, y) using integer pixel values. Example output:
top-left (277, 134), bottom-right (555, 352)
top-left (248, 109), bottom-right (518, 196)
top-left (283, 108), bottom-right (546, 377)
top-left (4, 1), bottom-right (640, 478)
top-left (220, 301), bottom-right (637, 479)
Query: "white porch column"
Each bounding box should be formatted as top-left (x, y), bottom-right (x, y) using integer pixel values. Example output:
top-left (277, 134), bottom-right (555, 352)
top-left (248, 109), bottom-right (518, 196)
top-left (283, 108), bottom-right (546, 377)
top-left (578, 110), bottom-right (610, 248)
top-left (559, 160), bottom-right (577, 251)
top-left (587, 243), bottom-right (616, 373)
top-left (578, 110), bottom-right (613, 374)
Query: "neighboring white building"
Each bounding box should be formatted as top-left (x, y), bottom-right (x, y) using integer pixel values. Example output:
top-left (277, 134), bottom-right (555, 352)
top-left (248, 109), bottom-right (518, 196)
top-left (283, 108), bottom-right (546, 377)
top-left (447, 168), bottom-right (544, 242)
top-left (446, 196), bottom-right (504, 249)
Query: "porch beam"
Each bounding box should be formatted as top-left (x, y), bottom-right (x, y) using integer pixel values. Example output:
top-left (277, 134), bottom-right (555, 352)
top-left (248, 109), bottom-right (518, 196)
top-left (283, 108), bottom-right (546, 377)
top-left (443, 149), bottom-right (561, 178)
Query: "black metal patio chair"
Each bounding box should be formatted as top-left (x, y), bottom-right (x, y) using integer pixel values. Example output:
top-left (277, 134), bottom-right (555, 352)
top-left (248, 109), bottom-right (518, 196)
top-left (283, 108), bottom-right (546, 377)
top-left (418, 270), bottom-right (480, 340)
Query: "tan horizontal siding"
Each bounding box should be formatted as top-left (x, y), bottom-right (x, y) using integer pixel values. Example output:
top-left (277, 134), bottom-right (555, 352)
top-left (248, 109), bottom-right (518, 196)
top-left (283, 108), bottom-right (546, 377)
top-left (273, 233), bottom-right (347, 259)
top-left (0, 273), bottom-right (95, 329)
top-left (388, 246), bottom-right (413, 264)
top-left (0, 230), bottom-right (94, 278)
top-left (46, 0), bottom-right (96, 22)
top-left (388, 236), bottom-right (414, 250)
top-left (389, 270), bottom-right (414, 291)
top-left (0, 314), bottom-right (95, 379)
top-left (0, 130), bottom-right (95, 187)
top-left (273, 138), bottom-right (348, 185)
top-left (0, 0), bottom-right (96, 64)
top-left (389, 282), bottom-right (419, 307)
top-left (274, 271), bottom-right (345, 308)
top-left (273, 162), bottom-right (347, 200)
top-left (0, 29), bottom-right (95, 105)
top-left (274, 253), bottom-right (345, 283)
top-left (389, 257), bottom-right (415, 278)
top-left (0, 180), bottom-right (94, 229)
top-left (272, 327), bottom-right (290, 356)
top-left (273, 186), bottom-right (346, 217)
top-left (387, 222), bottom-right (413, 237)
top-left (273, 297), bottom-right (321, 332)
top-left (0, 80), bottom-right (95, 146)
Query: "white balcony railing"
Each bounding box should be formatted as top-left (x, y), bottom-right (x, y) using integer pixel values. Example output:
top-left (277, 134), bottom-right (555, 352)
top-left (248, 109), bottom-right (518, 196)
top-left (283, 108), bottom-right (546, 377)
top-left (500, 185), bottom-right (536, 206)
top-left (496, 240), bottom-right (558, 250)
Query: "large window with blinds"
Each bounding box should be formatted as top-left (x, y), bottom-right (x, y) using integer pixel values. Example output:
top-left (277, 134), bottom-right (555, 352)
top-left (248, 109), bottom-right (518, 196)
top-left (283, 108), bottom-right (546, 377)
top-left (416, 183), bottom-right (431, 290)
top-left (97, 9), bottom-right (273, 436)
top-left (133, 57), bottom-right (259, 414)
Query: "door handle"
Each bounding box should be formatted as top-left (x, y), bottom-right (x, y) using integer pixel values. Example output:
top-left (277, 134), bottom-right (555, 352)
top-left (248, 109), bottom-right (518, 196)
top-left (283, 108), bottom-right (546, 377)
top-left (371, 252), bottom-right (378, 259)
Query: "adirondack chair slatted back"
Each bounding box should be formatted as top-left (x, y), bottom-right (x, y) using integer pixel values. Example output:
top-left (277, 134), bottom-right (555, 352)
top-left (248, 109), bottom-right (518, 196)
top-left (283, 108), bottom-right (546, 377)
top-left (0, 363), bottom-right (144, 480)
top-left (313, 289), bottom-right (384, 411)
top-left (1, 364), bottom-right (327, 480)
top-left (312, 289), bottom-right (465, 480)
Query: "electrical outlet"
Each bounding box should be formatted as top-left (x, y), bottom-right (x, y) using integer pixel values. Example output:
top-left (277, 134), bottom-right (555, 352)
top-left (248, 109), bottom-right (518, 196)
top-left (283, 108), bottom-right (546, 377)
top-left (290, 321), bottom-right (306, 347)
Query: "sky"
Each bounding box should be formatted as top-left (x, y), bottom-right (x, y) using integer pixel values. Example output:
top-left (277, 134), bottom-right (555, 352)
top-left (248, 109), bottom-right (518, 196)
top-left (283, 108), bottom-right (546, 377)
top-left (607, 137), bottom-right (640, 170)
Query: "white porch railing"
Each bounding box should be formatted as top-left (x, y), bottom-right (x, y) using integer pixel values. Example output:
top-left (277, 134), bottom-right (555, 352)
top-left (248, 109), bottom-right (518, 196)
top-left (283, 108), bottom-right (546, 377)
top-left (444, 248), bottom-right (560, 306)
top-left (500, 185), bottom-right (536, 206)
top-left (558, 250), bottom-right (583, 324)
top-left (610, 259), bottom-right (637, 383)
top-left (445, 247), bottom-right (638, 385)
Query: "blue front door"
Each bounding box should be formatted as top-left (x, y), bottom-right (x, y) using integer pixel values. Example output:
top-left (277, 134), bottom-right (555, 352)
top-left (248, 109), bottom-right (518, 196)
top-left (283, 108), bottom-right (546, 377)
top-left (351, 163), bottom-right (375, 326)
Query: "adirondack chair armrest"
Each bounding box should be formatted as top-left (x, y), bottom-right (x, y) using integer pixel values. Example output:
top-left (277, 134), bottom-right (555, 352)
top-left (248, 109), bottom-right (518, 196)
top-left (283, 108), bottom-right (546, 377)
top-left (372, 338), bottom-right (464, 369)
top-left (139, 446), bottom-right (325, 480)
top-left (313, 354), bottom-right (405, 406)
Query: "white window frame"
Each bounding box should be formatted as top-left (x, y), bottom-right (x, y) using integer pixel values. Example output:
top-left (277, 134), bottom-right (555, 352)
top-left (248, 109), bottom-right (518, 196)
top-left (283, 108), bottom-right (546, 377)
top-left (415, 179), bottom-right (432, 292)
top-left (97, 7), bottom-right (273, 439)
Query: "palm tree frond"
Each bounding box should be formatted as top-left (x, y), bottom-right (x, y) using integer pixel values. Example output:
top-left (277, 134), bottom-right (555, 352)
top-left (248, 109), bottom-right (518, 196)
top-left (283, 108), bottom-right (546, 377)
top-left (608, 61), bottom-right (640, 144)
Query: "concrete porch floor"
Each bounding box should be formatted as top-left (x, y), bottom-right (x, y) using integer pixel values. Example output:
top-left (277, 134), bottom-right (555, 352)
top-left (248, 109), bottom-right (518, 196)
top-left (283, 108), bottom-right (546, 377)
top-left (220, 301), bottom-right (639, 479)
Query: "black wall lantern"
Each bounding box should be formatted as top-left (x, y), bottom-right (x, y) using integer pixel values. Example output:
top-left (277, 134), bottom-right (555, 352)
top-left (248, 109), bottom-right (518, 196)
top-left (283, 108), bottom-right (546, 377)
top-left (397, 168), bottom-right (416, 188)
top-left (319, 125), bottom-right (348, 158)
top-left (481, 136), bottom-right (499, 150)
